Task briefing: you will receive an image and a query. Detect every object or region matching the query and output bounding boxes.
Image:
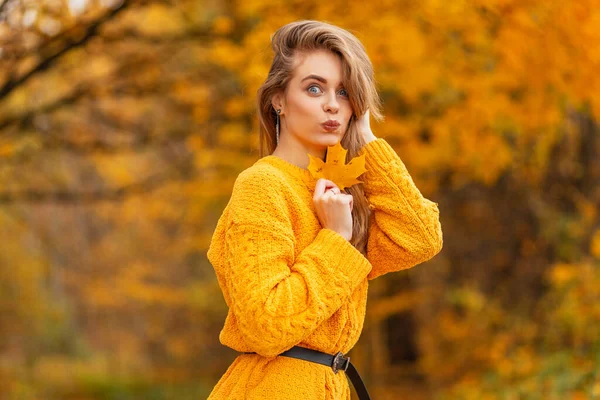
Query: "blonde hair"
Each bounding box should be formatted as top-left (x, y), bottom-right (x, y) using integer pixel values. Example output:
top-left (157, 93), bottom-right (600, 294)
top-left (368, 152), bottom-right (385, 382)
top-left (256, 20), bottom-right (384, 256)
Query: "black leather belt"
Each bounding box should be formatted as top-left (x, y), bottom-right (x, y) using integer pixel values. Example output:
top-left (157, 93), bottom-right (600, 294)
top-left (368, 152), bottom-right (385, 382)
top-left (243, 346), bottom-right (371, 399)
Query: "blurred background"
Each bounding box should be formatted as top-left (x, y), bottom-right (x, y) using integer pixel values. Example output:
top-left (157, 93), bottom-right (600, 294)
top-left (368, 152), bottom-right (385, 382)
top-left (0, 0), bottom-right (599, 399)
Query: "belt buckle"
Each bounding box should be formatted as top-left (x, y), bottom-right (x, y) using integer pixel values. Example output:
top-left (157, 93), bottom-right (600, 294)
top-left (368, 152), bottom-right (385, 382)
top-left (331, 351), bottom-right (350, 374)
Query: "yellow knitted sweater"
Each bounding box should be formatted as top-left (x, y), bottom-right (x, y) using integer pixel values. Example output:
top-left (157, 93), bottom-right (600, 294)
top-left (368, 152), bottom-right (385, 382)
top-left (206, 138), bottom-right (443, 399)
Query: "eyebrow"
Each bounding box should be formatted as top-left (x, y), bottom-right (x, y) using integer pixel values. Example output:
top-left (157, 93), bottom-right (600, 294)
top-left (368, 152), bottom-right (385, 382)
top-left (300, 74), bottom-right (343, 87)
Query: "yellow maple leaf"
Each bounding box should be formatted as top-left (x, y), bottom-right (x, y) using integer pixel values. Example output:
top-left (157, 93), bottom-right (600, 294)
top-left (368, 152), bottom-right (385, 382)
top-left (307, 141), bottom-right (367, 190)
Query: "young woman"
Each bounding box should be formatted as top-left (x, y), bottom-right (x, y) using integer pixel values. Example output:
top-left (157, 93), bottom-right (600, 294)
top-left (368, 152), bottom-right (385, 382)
top-left (206, 20), bottom-right (443, 400)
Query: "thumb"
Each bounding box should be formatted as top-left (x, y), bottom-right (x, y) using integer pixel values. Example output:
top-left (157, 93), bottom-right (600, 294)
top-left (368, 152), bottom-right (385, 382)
top-left (346, 194), bottom-right (353, 212)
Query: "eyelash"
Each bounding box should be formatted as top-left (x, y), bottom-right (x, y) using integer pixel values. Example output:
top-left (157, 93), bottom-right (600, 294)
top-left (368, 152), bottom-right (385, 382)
top-left (307, 85), bottom-right (349, 97)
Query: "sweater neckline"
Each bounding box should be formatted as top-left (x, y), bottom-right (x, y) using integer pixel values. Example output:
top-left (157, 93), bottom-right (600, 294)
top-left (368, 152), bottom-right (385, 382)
top-left (259, 155), bottom-right (319, 187)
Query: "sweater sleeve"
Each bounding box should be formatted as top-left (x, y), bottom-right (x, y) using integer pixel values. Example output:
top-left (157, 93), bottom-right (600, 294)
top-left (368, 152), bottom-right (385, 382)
top-left (221, 170), bottom-right (373, 357)
top-left (358, 138), bottom-right (443, 280)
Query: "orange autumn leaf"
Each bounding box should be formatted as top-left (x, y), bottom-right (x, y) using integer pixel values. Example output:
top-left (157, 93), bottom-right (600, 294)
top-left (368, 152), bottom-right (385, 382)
top-left (307, 141), bottom-right (367, 190)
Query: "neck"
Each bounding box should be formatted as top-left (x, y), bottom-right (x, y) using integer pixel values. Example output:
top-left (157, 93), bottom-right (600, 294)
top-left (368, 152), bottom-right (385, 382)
top-left (272, 137), bottom-right (326, 169)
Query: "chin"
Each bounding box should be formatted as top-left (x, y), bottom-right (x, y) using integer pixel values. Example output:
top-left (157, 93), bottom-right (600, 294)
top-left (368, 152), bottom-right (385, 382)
top-left (312, 132), bottom-right (341, 146)
top-left (323, 133), bottom-right (340, 142)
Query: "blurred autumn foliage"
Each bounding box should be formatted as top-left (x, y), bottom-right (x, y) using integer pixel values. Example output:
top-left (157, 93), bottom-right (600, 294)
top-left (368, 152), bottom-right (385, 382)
top-left (0, 0), bottom-right (599, 399)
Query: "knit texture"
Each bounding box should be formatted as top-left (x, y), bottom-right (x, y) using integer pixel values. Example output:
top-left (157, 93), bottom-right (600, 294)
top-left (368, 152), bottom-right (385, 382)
top-left (206, 138), bottom-right (443, 399)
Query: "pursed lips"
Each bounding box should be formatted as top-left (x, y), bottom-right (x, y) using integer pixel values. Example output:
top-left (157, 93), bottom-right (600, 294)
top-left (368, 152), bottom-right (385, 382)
top-left (322, 121), bottom-right (340, 128)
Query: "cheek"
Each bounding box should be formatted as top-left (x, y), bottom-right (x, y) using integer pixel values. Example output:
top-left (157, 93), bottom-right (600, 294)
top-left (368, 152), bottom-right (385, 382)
top-left (343, 105), bottom-right (353, 122)
top-left (297, 97), bottom-right (319, 116)
top-left (343, 102), bottom-right (353, 114)
top-left (288, 96), bottom-right (313, 118)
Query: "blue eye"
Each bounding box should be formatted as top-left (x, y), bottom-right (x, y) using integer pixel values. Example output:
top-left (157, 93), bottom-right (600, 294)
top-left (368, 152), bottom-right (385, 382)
top-left (307, 85), bottom-right (349, 98)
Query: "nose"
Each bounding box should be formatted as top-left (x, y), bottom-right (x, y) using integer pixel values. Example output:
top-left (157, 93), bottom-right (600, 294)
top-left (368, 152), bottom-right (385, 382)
top-left (323, 90), bottom-right (339, 113)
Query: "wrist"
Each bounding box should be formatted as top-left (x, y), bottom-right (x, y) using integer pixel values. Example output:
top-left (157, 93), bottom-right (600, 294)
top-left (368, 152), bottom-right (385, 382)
top-left (363, 131), bottom-right (377, 144)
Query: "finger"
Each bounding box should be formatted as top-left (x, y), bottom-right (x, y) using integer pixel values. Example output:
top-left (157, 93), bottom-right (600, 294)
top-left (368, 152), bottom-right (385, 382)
top-left (314, 178), bottom-right (327, 198)
top-left (340, 194), bottom-right (352, 209)
top-left (322, 191), bottom-right (335, 201)
top-left (316, 179), bottom-right (338, 193)
top-left (336, 194), bottom-right (350, 205)
top-left (324, 180), bottom-right (339, 191)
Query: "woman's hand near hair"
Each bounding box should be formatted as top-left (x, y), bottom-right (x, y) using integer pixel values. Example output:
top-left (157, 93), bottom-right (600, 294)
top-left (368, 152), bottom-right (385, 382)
top-left (313, 178), bottom-right (354, 241)
top-left (357, 108), bottom-right (377, 144)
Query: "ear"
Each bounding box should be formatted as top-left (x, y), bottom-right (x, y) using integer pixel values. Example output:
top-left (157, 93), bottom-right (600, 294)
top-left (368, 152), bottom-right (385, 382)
top-left (271, 92), bottom-right (285, 114)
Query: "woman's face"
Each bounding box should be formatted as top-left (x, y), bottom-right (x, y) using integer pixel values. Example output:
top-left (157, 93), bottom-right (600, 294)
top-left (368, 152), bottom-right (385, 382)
top-left (272, 49), bottom-right (353, 155)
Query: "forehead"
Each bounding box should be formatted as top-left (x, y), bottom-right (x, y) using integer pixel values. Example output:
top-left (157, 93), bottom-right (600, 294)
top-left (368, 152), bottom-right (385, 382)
top-left (291, 50), bottom-right (343, 82)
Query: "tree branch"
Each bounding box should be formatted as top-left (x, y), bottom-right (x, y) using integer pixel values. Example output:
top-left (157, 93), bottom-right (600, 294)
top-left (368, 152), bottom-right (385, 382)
top-left (0, 0), bottom-right (10, 18)
top-left (0, 0), bottom-right (136, 100)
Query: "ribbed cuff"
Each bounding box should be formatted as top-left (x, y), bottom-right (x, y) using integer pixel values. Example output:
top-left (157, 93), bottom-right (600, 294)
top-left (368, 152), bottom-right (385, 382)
top-left (314, 228), bottom-right (372, 288)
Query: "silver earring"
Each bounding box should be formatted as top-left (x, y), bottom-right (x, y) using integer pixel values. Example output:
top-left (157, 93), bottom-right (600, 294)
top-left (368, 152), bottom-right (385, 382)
top-left (276, 109), bottom-right (281, 145)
